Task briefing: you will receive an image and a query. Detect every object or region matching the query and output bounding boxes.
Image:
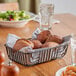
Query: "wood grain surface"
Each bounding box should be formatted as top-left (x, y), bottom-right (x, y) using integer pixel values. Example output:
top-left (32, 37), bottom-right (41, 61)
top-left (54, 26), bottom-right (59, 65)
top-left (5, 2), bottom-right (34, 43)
top-left (0, 14), bottom-right (76, 76)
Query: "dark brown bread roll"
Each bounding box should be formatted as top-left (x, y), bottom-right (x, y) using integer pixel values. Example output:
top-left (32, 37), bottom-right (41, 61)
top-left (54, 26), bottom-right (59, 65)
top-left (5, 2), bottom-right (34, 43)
top-left (46, 35), bottom-right (63, 44)
top-left (42, 42), bottom-right (59, 48)
top-left (31, 40), bottom-right (42, 49)
top-left (13, 39), bottom-right (34, 52)
top-left (37, 30), bottom-right (52, 43)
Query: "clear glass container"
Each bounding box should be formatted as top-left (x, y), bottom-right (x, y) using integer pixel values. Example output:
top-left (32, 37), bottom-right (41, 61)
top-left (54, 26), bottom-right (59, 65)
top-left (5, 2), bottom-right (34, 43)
top-left (70, 34), bottom-right (76, 65)
top-left (39, 0), bottom-right (54, 30)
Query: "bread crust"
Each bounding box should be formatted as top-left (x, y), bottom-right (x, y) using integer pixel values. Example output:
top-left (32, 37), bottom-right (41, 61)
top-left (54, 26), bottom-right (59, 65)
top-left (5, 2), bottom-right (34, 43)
top-left (32, 40), bottom-right (42, 49)
top-left (37, 30), bottom-right (52, 43)
top-left (42, 42), bottom-right (58, 48)
top-left (13, 39), bottom-right (34, 51)
top-left (46, 35), bottom-right (63, 44)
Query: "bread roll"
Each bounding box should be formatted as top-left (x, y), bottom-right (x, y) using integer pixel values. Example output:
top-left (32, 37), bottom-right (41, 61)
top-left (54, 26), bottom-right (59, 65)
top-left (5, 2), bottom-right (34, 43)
top-left (42, 42), bottom-right (59, 48)
top-left (46, 35), bottom-right (63, 44)
top-left (32, 40), bottom-right (42, 49)
top-left (13, 39), bottom-right (34, 52)
top-left (37, 30), bottom-right (52, 43)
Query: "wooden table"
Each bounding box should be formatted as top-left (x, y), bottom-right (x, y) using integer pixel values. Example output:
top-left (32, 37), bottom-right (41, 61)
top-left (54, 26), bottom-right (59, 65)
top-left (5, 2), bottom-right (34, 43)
top-left (0, 14), bottom-right (76, 76)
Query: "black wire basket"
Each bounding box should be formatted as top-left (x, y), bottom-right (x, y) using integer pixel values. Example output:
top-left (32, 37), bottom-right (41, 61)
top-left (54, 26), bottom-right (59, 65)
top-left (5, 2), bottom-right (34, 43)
top-left (5, 35), bottom-right (71, 66)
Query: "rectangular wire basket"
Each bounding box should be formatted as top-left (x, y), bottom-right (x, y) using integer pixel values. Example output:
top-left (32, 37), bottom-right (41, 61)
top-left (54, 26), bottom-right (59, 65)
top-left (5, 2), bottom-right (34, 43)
top-left (5, 35), bottom-right (71, 66)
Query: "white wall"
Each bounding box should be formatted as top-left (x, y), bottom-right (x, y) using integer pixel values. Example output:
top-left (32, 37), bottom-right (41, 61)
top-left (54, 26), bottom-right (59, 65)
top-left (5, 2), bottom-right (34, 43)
top-left (53, 0), bottom-right (76, 15)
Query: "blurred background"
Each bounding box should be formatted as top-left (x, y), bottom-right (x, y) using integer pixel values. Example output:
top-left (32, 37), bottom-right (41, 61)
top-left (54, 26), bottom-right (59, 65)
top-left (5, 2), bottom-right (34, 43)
top-left (0, 0), bottom-right (76, 15)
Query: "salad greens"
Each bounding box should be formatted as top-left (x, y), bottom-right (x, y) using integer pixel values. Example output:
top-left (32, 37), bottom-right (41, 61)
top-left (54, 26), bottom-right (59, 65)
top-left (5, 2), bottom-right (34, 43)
top-left (0, 10), bottom-right (30, 21)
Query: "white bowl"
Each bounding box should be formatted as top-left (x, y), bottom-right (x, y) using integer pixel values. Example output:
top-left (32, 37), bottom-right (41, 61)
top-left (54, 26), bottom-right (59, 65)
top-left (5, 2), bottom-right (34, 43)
top-left (0, 12), bottom-right (35, 28)
top-left (56, 65), bottom-right (74, 76)
top-left (56, 67), bottom-right (66, 76)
